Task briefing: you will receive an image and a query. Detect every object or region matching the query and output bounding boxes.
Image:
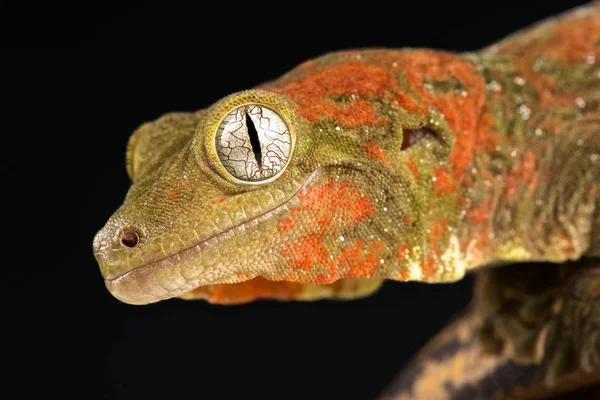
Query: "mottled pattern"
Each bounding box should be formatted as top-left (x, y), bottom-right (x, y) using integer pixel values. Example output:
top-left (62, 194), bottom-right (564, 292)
top-left (94, 2), bottom-right (600, 399)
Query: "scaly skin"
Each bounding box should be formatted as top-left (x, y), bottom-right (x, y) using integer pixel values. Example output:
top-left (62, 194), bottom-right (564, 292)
top-left (93, 3), bottom-right (600, 398)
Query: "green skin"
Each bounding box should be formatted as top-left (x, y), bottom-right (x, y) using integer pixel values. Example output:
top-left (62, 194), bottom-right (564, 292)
top-left (94, 3), bottom-right (600, 399)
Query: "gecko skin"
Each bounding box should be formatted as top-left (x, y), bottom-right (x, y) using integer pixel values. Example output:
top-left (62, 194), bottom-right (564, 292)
top-left (94, 3), bottom-right (600, 399)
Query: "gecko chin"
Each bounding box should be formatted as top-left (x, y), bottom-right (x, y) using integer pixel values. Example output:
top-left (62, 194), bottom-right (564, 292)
top-left (103, 254), bottom-right (254, 306)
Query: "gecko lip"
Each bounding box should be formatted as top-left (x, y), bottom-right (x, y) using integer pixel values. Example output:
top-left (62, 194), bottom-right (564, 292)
top-left (101, 169), bottom-right (320, 304)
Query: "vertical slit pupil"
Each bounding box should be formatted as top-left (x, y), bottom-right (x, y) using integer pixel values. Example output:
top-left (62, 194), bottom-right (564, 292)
top-left (245, 111), bottom-right (262, 168)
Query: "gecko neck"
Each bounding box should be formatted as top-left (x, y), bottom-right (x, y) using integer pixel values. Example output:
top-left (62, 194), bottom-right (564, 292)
top-left (458, 51), bottom-right (600, 269)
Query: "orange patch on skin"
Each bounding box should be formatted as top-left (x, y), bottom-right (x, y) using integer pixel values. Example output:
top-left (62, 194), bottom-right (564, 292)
top-left (372, 241), bottom-right (384, 252)
top-left (335, 101), bottom-right (381, 126)
top-left (407, 156), bottom-right (420, 178)
top-left (462, 175), bottom-right (473, 188)
top-left (267, 50), bottom-right (487, 184)
top-left (267, 57), bottom-right (431, 127)
top-left (210, 195), bottom-right (229, 204)
top-left (393, 92), bottom-right (429, 115)
top-left (265, 49), bottom-right (493, 184)
top-left (429, 219), bottom-right (448, 244)
top-left (281, 234), bottom-right (330, 272)
top-left (546, 15), bottom-right (600, 64)
top-left (277, 218), bottom-right (297, 234)
top-left (398, 50), bottom-right (486, 181)
top-left (467, 201), bottom-right (492, 225)
top-left (296, 179), bottom-right (375, 230)
top-left (168, 180), bottom-right (188, 201)
top-left (504, 151), bottom-right (538, 199)
top-left (397, 269), bottom-right (409, 281)
top-left (278, 181), bottom-right (380, 281)
top-left (364, 142), bottom-right (389, 164)
top-left (505, 165), bottom-right (519, 198)
top-left (422, 257), bottom-right (437, 279)
top-left (495, 14), bottom-right (600, 108)
top-left (475, 109), bottom-right (502, 153)
top-left (396, 244), bottom-right (410, 260)
top-left (268, 61), bottom-right (393, 126)
top-left (432, 167), bottom-right (456, 196)
top-left (394, 245), bottom-right (411, 281)
top-left (189, 277), bottom-right (304, 304)
top-left (168, 189), bottom-right (181, 201)
top-left (475, 228), bottom-right (491, 252)
top-left (339, 240), bottom-right (385, 278)
top-left (521, 151), bottom-right (538, 191)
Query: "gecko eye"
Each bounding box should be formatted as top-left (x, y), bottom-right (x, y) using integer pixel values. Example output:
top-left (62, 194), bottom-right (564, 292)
top-left (214, 104), bottom-right (292, 183)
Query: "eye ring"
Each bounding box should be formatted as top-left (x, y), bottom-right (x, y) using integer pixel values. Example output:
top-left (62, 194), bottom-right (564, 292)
top-left (209, 100), bottom-right (295, 185)
top-left (197, 91), bottom-right (297, 186)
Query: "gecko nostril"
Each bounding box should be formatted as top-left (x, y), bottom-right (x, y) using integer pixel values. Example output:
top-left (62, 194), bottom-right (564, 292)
top-left (120, 230), bottom-right (139, 248)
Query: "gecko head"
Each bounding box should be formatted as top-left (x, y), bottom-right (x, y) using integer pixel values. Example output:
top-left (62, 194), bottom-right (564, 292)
top-left (94, 52), bottom-right (468, 305)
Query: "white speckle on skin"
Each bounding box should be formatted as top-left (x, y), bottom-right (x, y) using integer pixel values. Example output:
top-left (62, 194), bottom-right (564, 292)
top-left (486, 80), bottom-right (501, 92)
top-left (517, 104), bottom-right (531, 120)
top-left (514, 76), bottom-right (525, 86)
top-left (586, 52), bottom-right (596, 65)
top-left (575, 97), bottom-right (586, 108)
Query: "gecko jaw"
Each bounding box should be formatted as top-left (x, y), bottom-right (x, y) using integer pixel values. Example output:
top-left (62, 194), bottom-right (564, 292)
top-left (101, 169), bottom-right (320, 305)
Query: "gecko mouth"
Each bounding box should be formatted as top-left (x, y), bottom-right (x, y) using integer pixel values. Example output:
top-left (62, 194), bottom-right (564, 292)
top-left (101, 170), bottom-right (320, 305)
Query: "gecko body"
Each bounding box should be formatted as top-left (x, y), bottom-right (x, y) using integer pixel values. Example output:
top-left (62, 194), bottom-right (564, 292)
top-left (94, 3), bottom-right (600, 398)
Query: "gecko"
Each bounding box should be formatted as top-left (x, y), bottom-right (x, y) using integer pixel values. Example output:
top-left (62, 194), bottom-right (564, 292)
top-left (93, 3), bottom-right (600, 399)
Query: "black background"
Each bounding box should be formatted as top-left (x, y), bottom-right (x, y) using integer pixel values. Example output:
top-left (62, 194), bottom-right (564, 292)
top-left (2, 1), bottom-right (589, 399)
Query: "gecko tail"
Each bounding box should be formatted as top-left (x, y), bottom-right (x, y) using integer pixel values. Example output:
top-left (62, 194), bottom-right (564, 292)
top-left (378, 304), bottom-right (600, 400)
